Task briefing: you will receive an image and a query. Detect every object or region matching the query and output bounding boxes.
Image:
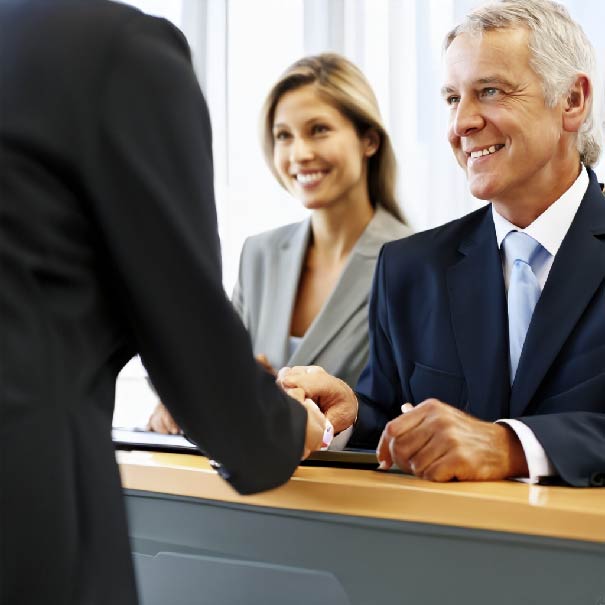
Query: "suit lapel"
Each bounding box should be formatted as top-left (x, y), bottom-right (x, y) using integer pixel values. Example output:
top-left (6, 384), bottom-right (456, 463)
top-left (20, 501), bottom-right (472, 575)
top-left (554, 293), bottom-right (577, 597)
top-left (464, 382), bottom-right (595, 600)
top-left (288, 250), bottom-right (374, 367)
top-left (264, 219), bottom-right (310, 367)
top-left (447, 209), bottom-right (511, 420)
top-left (510, 173), bottom-right (605, 416)
top-left (288, 210), bottom-right (391, 367)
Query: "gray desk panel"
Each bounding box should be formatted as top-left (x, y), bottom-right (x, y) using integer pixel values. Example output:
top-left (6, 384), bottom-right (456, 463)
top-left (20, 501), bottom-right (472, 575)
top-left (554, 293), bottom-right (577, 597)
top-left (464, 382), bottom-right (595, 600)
top-left (125, 489), bottom-right (605, 605)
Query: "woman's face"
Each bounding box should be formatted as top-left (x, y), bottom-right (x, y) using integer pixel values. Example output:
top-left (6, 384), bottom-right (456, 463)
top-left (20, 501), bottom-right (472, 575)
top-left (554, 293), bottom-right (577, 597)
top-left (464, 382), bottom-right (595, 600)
top-left (272, 84), bottom-right (377, 211)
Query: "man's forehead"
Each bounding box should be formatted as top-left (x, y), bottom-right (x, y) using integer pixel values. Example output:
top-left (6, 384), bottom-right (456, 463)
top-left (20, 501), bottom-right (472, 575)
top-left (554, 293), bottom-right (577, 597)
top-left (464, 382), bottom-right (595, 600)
top-left (443, 28), bottom-right (531, 84)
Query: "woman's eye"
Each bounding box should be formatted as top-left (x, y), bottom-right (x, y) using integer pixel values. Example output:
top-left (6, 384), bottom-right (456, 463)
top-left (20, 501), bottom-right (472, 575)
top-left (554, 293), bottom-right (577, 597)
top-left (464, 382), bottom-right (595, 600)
top-left (312, 124), bottom-right (329, 135)
top-left (274, 130), bottom-right (291, 141)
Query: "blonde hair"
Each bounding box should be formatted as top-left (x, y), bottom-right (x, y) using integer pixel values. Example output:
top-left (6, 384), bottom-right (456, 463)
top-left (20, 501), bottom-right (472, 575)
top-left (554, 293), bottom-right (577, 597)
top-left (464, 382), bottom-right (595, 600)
top-left (445, 0), bottom-right (603, 166)
top-left (260, 53), bottom-right (404, 222)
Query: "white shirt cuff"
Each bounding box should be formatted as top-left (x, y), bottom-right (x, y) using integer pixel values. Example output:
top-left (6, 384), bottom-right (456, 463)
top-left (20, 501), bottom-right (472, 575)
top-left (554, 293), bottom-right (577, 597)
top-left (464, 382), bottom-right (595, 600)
top-left (497, 419), bottom-right (556, 483)
top-left (328, 425), bottom-right (353, 450)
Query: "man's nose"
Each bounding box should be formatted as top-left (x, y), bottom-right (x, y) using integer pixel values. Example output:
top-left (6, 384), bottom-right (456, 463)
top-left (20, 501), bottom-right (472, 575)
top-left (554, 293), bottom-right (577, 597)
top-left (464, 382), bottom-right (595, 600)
top-left (452, 96), bottom-right (484, 137)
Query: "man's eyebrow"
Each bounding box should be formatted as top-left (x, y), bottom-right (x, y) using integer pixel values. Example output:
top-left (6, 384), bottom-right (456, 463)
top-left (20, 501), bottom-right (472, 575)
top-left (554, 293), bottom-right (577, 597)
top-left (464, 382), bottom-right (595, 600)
top-left (440, 76), bottom-right (513, 96)
top-left (476, 76), bottom-right (513, 87)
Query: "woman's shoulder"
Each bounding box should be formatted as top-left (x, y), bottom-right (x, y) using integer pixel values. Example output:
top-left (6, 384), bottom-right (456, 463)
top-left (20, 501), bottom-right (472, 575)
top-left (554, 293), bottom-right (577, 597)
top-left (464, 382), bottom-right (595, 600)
top-left (372, 206), bottom-right (413, 240)
top-left (356, 207), bottom-right (411, 256)
top-left (240, 219), bottom-right (310, 261)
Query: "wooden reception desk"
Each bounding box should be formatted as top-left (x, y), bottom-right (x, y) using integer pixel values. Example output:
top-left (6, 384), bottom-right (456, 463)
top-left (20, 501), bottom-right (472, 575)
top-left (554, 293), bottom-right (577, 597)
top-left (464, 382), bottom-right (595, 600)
top-left (118, 451), bottom-right (605, 605)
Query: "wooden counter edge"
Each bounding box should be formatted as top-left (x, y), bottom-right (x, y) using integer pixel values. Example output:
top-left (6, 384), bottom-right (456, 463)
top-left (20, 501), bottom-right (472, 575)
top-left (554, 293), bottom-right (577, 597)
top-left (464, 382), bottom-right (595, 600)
top-left (117, 451), bottom-right (605, 545)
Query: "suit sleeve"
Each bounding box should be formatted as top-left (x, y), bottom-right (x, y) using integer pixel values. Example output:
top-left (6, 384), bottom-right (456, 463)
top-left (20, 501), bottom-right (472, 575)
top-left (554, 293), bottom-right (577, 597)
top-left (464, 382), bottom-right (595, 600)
top-left (519, 411), bottom-right (605, 487)
top-left (85, 15), bottom-right (306, 494)
top-left (231, 238), bottom-right (249, 324)
top-left (350, 246), bottom-right (403, 448)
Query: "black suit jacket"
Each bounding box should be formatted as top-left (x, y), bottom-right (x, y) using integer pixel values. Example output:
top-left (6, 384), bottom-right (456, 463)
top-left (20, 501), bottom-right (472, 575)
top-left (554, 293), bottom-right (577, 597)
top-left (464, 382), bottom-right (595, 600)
top-left (352, 168), bottom-right (605, 488)
top-left (0, 2), bottom-right (306, 603)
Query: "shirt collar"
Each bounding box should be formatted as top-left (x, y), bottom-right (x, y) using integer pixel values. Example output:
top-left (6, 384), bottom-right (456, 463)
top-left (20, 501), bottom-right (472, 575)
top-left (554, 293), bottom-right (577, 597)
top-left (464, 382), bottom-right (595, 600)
top-left (492, 165), bottom-right (589, 256)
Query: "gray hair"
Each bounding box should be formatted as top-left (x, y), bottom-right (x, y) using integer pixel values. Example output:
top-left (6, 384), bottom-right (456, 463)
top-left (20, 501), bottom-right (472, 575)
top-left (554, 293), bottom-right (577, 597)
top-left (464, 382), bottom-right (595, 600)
top-left (445, 0), bottom-right (603, 166)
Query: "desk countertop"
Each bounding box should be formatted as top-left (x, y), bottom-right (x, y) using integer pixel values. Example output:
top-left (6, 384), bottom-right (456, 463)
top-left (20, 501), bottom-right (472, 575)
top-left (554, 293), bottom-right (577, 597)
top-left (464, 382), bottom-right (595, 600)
top-left (117, 450), bottom-right (605, 544)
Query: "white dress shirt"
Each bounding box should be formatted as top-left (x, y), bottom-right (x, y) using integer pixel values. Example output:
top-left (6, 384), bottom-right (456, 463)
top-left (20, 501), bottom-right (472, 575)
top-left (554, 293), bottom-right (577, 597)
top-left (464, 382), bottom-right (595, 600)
top-left (493, 165), bottom-right (588, 482)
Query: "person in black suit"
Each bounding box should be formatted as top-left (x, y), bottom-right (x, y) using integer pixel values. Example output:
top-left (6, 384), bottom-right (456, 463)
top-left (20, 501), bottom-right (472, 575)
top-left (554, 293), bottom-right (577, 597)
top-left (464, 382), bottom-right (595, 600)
top-left (0, 1), bottom-right (327, 603)
top-left (280, 0), bottom-right (605, 487)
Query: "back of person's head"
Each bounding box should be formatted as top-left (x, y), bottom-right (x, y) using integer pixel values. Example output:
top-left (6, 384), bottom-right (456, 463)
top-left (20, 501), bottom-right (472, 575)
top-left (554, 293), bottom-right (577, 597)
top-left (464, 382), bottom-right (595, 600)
top-left (445, 0), bottom-right (603, 167)
top-left (260, 52), bottom-right (404, 222)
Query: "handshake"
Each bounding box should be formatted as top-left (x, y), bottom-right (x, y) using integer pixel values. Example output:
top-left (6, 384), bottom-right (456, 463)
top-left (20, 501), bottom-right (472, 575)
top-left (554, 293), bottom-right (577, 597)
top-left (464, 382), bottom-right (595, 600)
top-left (276, 366), bottom-right (359, 459)
top-left (147, 364), bottom-right (358, 460)
top-left (147, 362), bottom-right (527, 481)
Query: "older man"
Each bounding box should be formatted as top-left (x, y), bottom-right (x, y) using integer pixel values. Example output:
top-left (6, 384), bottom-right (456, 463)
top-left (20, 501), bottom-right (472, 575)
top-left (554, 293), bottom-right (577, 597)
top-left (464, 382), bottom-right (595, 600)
top-left (281, 0), bottom-right (605, 487)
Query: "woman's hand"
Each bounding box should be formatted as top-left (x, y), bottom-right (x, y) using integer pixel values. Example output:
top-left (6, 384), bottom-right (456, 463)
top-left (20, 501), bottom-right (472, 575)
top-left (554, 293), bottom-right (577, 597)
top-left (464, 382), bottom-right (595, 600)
top-left (146, 402), bottom-right (181, 435)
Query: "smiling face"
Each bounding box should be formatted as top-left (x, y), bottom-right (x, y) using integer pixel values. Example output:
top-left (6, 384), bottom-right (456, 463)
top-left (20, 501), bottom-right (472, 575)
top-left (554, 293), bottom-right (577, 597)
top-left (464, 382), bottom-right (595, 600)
top-left (272, 84), bottom-right (377, 212)
top-left (443, 28), bottom-right (581, 217)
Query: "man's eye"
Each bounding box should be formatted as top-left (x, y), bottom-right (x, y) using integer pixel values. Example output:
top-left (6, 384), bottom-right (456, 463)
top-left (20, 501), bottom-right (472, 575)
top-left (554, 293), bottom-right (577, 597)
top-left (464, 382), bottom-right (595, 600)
top-left (481, 87), bottom-right (499, 97)
top-left (446, 95), bottom-right (460, 106)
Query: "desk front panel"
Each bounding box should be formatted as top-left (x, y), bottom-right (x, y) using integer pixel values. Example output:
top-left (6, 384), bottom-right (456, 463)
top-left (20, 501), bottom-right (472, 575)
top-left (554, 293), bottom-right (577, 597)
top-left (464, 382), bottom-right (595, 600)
top-left (119, 452), bottom-right (605, 604)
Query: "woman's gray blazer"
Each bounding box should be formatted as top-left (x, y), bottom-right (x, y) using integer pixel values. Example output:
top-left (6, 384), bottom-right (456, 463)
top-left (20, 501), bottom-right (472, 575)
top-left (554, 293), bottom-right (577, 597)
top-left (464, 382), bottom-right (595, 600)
top-left (232, 207), bottom-right (411, 387)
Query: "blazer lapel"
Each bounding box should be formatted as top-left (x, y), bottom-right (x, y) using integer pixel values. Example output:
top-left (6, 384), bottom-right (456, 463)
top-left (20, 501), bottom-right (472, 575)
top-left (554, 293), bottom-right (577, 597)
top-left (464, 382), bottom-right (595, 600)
top-left (510, 173), bottom-right (605, 416)
top-left (265, 219), bottom-right (311, 367)
top-left (447, 209), bottom-right (511, 420)
top-left (288, 210), bottom-right (391, 367)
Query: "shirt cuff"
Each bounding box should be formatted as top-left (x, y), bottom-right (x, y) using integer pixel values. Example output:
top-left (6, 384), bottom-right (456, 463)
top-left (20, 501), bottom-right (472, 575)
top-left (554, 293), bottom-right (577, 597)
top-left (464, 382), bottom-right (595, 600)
top-left (328, 425), bottom-right (353, 451)
top-left (497, 419), bottom-right (556, 483)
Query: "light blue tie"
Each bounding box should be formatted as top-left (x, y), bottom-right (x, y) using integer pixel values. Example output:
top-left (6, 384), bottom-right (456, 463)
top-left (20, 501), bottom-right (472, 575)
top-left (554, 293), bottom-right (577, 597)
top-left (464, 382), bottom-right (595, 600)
top-left (503, 231), bottom-right (542, 383)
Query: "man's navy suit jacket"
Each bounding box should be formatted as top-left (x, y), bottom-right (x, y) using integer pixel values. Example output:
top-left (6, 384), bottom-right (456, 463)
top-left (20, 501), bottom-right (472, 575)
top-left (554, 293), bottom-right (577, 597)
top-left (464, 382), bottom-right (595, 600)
top-left (352, 168), bottom-right (605, 487)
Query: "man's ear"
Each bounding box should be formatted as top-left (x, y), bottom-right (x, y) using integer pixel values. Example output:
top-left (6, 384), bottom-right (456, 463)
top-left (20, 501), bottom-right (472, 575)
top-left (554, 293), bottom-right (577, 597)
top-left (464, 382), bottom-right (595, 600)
top-left (562, 74), bottom-right (591, 133)
top-left (362, 129), bottom-right (380, 158)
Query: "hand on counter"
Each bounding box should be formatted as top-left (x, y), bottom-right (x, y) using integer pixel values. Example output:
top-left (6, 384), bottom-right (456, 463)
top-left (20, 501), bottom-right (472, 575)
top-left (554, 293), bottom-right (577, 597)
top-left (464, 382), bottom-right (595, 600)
top-left (376, 399), bottom-right (528, 481)
top-left (277, 366), bottom-right (358, 434)
top-left (146, 402), bottom-right (180, 435)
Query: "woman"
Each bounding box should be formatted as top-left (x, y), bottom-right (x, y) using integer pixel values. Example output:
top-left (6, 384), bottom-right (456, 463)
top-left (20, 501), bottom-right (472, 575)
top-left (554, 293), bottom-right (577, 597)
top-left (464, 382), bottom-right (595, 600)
top-left (148, 53), bottom-right (410, 433)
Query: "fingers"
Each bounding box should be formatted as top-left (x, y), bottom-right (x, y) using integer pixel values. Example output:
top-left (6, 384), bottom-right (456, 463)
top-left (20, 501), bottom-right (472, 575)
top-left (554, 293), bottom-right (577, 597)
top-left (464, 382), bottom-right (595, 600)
top-left (301, 398), bottom-right (327, 460)
top-left (377, 400), bottom-right (457, 477)
top-left (146, 402), bottom-right (180, 435)
top-left (419, 451), bottom-right (457, 482)
top-left (383, 403), bottom-right (425, 439)
top-left (379, 400), bottom-right (514, 481)
top-left (279, 369), bottom-right (339, 399)
top-left (376, 430), bottom-right (393, 470)
top-left (276, 366), bottom-right (291, 385)
top-left (285, 387), bottom-right (305, 404)
top-left (278, 366), bottom-right (325, 388)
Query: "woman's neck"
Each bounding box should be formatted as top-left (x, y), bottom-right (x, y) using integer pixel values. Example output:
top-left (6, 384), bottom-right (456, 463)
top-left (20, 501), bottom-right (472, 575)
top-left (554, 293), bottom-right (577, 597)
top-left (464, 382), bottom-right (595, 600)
top-left (309, 200), bottom-right (375, 263)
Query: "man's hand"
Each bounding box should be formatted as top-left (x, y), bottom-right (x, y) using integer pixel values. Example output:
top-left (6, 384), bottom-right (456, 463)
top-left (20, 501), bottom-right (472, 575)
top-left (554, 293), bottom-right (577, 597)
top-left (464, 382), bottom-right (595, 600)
top-left (277, 366), bottom-right (358, 434)
top-left (285, 387), bottom-right (326, 459)
top-left (146, 402), bottom-right (181, 435)
top-left (376, 399), bottom-right (528, 481)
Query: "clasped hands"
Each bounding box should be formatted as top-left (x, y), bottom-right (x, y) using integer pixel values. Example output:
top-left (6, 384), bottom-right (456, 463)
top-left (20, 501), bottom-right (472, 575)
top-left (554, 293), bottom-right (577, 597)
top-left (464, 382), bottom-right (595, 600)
top-left (279, 366), bottom-right (528, 481)
top-left (148, 359), bottom-right (527, 479)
